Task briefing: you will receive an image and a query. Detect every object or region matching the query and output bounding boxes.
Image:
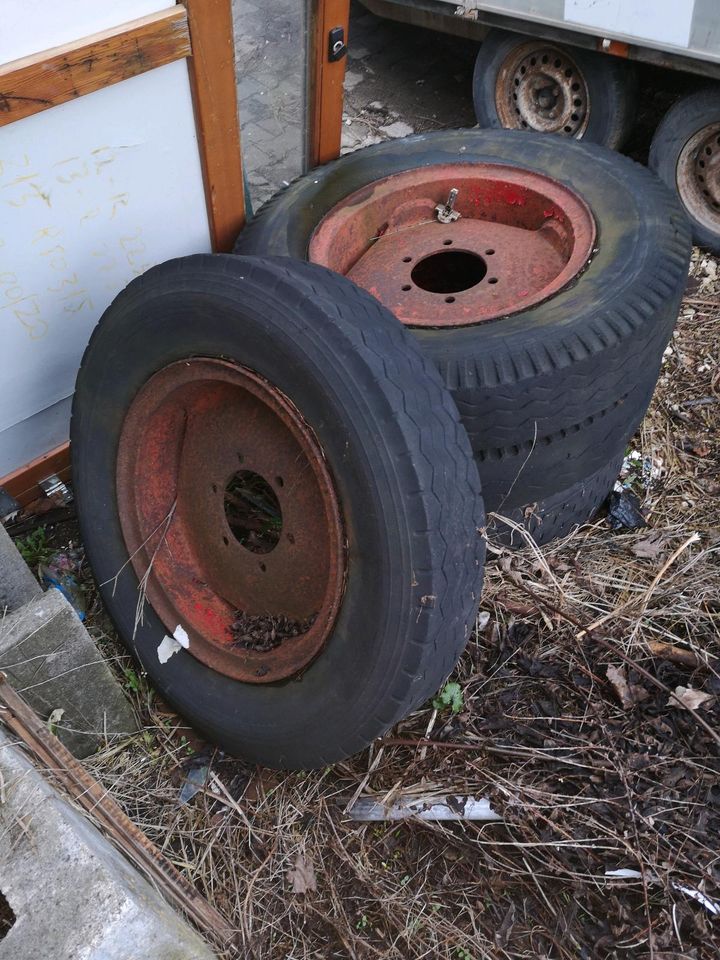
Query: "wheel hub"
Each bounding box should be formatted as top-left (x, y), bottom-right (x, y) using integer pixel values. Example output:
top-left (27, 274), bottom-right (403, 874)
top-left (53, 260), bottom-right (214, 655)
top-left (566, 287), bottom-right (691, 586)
top-left (116, 359), bottom-right (345, 683)
top-left (495, 43), bottom-right (589, 137)
top-left (309, 163), bottom-right (596, 327)
top-left (677, 122), bottom-right (720, 231)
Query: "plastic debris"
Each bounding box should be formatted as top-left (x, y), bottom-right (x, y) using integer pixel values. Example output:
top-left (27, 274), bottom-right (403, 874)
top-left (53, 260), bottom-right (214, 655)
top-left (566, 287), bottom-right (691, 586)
top-left (179, 763), bottom-right (210, 805)
top-left (606, 489), bottom-right (647, 530)
top-left (0, 487), bottom-right (21, 522)
top-left (39, 548), bottom-right (86, 620)
top-left (347, 794), bottom-right (501, 822)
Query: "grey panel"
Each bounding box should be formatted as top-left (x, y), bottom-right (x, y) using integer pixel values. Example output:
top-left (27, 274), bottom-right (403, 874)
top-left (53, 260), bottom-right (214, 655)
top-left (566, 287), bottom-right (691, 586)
top-left (480, 0), bottom-right (564, 18)
top-left (0, 396), bottom-right (71, 476)
top-left (690, 0), bottom-right (720, 57)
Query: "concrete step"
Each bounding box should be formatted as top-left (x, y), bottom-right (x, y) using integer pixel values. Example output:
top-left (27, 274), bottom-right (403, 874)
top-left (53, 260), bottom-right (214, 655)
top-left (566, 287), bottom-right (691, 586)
top-left (0, 587), bottom-right (138, 757)
top-left (0, 725), bottom-right (217, 960)
top-left (0, 523), bottom-right (41, 614)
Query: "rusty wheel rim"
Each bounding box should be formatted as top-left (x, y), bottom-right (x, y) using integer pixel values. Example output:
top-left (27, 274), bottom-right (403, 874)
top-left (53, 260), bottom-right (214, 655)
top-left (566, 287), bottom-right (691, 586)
top-left (116, 358), bottom-right (345, 684)
top-left (495, 42), bottom-right (589, 137)
top-left (677, 122), bottom-right (720, 233)
top-left (309, 163), bottom-right (596, 327)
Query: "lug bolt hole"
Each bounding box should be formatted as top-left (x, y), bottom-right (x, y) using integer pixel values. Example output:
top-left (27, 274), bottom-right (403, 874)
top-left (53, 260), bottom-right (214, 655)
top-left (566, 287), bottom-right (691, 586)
top-left (488, 277), bottom-right (499, 284)
top-left (402, 256), bottom-right (412, 262)
top-left (402, 284), bottom-right (412, 291)
top-left (485, 248), bottom-right (495, 255)
top-left (445, 296), bottom-right (455, 303)
top-left (443, 239), bottom-right (453, 246)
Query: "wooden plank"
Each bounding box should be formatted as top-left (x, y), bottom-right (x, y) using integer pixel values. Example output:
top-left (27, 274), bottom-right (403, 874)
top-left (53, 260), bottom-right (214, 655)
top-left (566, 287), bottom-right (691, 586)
top-left (0, 442), bottom-right (71, 507)
top-left (0, 8), bottom-right (191, 127)
top-left (184, 0), bottom-right (245, 251)
top-left (309, 0), bottom-right (350, 167)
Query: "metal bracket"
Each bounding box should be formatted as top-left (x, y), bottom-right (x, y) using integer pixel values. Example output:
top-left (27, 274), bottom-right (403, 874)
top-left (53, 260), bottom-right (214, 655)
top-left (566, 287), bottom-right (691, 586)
top-left (39, 473), bottom-right (73, 504)
top-left (328, 26), bottom-right (347, 62)
top-left (435, 187), bottom-right (461, 224)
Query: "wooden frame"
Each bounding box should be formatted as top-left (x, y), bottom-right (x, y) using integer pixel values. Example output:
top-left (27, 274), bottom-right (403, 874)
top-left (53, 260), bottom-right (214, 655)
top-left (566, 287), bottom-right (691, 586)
top-left (0, 8), bottom-right (191, 126)
top-left (308, 0), bottom-right (351, 167)
top-left (1, 443), bottom-right (71, 507)
top-left (184, 0), bottom-right (246, 252)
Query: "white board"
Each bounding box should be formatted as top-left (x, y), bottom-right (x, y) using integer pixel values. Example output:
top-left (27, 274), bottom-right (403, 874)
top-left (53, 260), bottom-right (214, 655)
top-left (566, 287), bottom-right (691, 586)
top-left (564, 0), bottom-right (694, 49)
top-left (0, 59), bottom-right (212, 475)
top-left (2, 0), bottom-right (170, 64)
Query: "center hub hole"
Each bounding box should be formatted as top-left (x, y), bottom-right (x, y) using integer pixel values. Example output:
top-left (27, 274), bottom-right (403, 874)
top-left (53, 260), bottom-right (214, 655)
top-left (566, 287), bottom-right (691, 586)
top-left (410, 250), bottom-right (487, 294)
top-left (223, 470), bottom-right (282, 554)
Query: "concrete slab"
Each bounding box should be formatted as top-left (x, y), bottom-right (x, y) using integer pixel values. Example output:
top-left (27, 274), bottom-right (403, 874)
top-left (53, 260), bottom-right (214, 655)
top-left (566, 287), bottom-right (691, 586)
top-left (0, 524), bottom-right (41, 615)
top-left (0, 590), bottom-right (137, 758)
top-left (0, 726), bottom-right (217, 960)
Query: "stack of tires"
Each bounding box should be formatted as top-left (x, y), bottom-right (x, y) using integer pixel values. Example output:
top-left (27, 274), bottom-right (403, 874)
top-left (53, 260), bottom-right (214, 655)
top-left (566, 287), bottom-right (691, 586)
top-left (73, 130), bottom-right (690, 770)
top-left (233, 130), bottom-right (692, 545)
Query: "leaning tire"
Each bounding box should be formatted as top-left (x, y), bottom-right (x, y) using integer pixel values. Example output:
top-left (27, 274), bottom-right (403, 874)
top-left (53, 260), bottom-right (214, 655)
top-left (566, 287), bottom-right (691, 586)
top-left (72, 255), bottom-right (485, 769)
top-left (649, 87), bottom-right (720, 255)
top-left (472, 30), bottom-right (635, 149)
top-left (233, 130), bottom-right (691, 524)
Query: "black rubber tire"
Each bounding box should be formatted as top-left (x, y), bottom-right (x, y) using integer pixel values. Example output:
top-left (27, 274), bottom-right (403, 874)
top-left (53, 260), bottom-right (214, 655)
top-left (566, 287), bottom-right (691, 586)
top-left (472, 30), bottom-right (636, 150)
top-left (71, 255), bottom-right (485, 770)
top-left (232, 129), bottom-right (691, 519)
top-left (649, 87), bottom-right (720, 255)
top-left (487, 450), bottom-right (624, 547)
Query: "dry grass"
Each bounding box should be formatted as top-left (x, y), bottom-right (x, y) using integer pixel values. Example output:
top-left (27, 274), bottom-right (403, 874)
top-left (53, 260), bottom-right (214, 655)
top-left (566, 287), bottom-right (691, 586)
top-left (78, 250), bottom-right (719, 959)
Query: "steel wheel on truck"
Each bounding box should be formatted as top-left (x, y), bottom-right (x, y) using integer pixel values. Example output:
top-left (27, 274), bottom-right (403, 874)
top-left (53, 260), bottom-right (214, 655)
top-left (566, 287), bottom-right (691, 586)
top-left (650, 87), bottom-right (720, 255)
top-left (472, 29), bottom-right (636, 150)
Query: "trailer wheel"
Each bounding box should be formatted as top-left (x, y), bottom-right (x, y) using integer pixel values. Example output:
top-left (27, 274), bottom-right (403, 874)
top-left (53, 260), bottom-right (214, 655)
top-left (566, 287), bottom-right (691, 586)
top-left (472, 29), bottom-right (635, 150)
top-left (71, 255), bottom-right (485, 769)
top-left (649, 87), bottom-right (720, 255)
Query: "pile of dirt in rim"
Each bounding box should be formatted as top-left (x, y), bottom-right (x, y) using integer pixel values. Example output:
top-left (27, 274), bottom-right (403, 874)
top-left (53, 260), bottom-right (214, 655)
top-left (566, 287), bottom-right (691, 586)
top-left (48, 248), bottom-right (719, 959)
top-left (229, 611), bottom-right (317, 652)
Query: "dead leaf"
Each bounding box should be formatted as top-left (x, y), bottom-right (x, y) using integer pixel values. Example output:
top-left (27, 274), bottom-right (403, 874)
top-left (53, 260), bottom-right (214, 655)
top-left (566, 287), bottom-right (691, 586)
top-left (607, 665), bottom-right (649, 710)
top-left (691, 443), bottom-right (711, 458)
top-left (287, 853), bottom-right (317, 894)
top-left (668, 686), bottom-right (714, 711)
top-left (631, 534), bottom-right (666, 560)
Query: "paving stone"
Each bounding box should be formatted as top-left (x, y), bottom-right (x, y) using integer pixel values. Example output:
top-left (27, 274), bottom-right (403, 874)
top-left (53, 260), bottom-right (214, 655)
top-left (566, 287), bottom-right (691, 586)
top-left (0, 726), bottom-right (216, 960)
top-left (0, 589), bottom-right (137, 758)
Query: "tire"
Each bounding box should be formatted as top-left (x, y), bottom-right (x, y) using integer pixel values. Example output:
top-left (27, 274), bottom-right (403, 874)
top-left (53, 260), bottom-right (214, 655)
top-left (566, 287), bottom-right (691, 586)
top-left (472, 30), bottom-right (636, 150)
top-left (649, 87), bottom-right (720, 255)
top-left (71, 255), bottom-right (485, 770)
top-left (232, 130), bottom-right (691, 520)
top-left (487, 450), bottom-right (623, 547)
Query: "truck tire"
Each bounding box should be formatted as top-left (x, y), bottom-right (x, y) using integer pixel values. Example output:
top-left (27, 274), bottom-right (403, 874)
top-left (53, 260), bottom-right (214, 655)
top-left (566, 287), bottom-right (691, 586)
top-left (472, 29), bottom-right (635, 150)
top-left (72, 255), bottom-right (485, 769)
top-left (488, 451), bottom-right (624, 546)
top-left (232, 130), bottom-right (691, 531)
top-left (649, 87), bottom-right (720, 255)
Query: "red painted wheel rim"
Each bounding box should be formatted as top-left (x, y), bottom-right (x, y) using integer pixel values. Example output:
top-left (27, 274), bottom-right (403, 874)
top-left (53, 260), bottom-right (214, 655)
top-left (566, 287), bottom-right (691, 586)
top-left (309, 163), bottom-right (596, 327)
top-left (116, 358), bottom-right (345, 683)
